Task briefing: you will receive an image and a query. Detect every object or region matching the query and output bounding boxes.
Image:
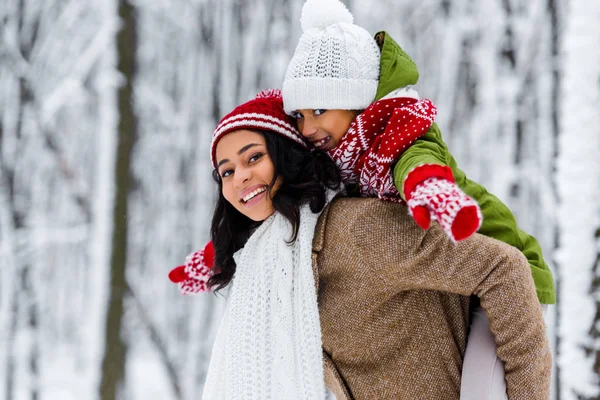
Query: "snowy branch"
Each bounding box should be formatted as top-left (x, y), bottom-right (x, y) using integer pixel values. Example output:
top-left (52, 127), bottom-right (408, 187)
top-left (127, 284), bottom-right (183, 400)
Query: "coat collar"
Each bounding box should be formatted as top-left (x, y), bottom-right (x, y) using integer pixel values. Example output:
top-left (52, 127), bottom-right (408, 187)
top-left (311, 201), bottom-right (331, 293)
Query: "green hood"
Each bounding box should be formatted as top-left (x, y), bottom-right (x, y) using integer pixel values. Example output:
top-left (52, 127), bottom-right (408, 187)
top-left (374, 31), bottom-right (420, 101)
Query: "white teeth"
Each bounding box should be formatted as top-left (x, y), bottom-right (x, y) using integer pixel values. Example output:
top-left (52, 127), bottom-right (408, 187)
top-left (314, 137), bottom-right (329, 147)
top-left (242, 187), bottom-right (266, 203)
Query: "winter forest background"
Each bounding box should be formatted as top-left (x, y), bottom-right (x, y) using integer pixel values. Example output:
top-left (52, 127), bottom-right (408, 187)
top-left (0, 0), bottom-right (599, 399)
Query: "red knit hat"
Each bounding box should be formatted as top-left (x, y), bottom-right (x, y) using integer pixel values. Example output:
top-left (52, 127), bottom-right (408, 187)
top-left (210, 89), bottom-right (308, 168)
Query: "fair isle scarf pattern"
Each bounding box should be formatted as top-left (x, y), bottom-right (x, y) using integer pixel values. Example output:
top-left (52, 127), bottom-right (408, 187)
top-left (327, 96), bottom-right (437, 202)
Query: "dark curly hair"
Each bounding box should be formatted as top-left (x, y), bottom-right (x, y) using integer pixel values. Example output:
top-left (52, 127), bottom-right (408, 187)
top-left (208, 130), bottom-right (341, 292)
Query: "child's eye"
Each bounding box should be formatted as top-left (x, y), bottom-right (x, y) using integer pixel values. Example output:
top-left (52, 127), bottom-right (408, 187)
top-left (314, 109), bottom-right (327, 116)
top-left (248, 153), bottom-right (264, 163)
top-left (291, 111), bottom-right (304, 119)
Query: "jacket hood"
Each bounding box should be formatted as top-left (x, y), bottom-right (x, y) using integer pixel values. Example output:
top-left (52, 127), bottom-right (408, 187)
top-left (374, 31), bottom-right (420, 101)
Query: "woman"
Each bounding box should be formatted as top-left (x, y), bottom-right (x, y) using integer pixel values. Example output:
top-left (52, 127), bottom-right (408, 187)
top-left (169, 90), bottom-right (551, 399)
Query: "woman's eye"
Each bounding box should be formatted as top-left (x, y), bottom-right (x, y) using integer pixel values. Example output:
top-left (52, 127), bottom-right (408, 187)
top-left (291, 111), bottom-right (303, 119)
top-left (249, 153), bottom-right (263, 163)
top-left (314, 109), bottom-right (327, 116)
top-left (221, 169), bottom-right (233, 178)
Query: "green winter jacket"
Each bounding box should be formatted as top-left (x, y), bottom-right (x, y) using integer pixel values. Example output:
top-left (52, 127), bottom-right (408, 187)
top-left (374, 31), bottom-right (555, 304)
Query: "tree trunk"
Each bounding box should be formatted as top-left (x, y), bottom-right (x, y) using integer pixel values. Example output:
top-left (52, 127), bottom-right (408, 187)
top-left (99, 1), bottom-right (137, 399)
top-left (548, 0), bottom-right (561, 397)
top-left (586, 229), bottom-right (600, 400)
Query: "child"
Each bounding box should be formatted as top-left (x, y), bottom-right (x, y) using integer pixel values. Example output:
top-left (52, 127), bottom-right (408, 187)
top-left (282, 0), bottom-right (554, 302)
top-left (281, 0), bottom-right (554, 398)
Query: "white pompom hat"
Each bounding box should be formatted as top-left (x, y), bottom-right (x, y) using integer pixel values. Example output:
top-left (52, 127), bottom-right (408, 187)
top-left (282, 0), bottom-right (380, 114)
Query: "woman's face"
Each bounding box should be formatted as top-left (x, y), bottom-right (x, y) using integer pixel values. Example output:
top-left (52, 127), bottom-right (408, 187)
top-left (215, 130), bottom-right (281, 221)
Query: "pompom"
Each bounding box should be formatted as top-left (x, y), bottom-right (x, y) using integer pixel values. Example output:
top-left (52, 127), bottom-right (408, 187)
top-left (300, 0), bottom-right (354, 32)
top-left (256, 88), bottom-right (282, 100)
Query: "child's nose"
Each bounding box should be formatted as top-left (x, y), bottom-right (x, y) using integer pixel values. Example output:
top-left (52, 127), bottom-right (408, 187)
top-left (301, 120), bottom-right (318, 137)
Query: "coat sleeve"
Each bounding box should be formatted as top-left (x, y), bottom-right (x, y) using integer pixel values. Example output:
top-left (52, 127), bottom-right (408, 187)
top-left (392, 123), bottom-right (555, 304)
top-left (348, 207), bottom-right (552, 400)
top-left (462, 181), bottom-right (556, 304)
top-left (392, 122), bottom-right (449, 200)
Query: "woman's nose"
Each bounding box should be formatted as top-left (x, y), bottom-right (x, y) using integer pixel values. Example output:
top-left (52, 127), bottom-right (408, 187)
top-left (233, 165), bottom-right (251, 187)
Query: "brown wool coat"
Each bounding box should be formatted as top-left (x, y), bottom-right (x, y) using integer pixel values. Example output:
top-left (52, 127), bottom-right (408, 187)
top-left (312, 198), bottom-right (551, 400)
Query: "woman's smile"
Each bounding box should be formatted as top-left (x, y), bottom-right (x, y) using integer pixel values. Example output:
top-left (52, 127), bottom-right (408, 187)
top-left (240, 185), bottom-right (268, 206)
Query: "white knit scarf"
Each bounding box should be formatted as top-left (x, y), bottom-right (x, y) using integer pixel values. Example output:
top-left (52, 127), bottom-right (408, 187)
top-left (202, 192), bottom-right (338, 400)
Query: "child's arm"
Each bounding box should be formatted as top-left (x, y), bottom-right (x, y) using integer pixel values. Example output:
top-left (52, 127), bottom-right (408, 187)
top-left (463, 183), bottom-right (556, 303)
top-left (393, 124), bottom-right (556, 303)
top-left (392, 122), bottom-right (483, 241)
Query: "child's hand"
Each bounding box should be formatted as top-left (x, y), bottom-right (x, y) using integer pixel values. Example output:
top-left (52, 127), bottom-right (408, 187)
top-left (168, 241), bottom-right (215, 294)
top-left (406, 177), bottom-right (482, 242)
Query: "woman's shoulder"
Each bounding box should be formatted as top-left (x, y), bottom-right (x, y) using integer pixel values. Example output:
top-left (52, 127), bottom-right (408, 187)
top-left (316, 197), bottom-right (418, 244)
top-left (325, 197), bottom-right (412, 226)
top-left (318, 197), bottom-right (526, 260)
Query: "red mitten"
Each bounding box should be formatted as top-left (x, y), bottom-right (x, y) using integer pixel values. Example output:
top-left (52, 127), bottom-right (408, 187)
top-left (406, 177), bottom-right (482, 242)
top-left (410, 205), bottom-right (431, 230)
top-left (168, 241), bottom-right (215, 294)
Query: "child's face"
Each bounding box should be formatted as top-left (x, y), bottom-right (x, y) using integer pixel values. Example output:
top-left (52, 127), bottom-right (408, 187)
top-left (291, 109), bottom-right (359, 151)
top-left (215, 129), bottom-right (281, 222)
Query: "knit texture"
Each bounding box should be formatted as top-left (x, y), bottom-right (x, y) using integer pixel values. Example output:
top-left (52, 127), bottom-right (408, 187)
top-left (282, 0), bottom-right (380, 113)
top-left (407, 175), bottom-right (483, 242)
top-left (327, 96), bottom-right (437, 201)
top-left (168, 241), bottom-right (214, 294)
top-left (314, 198), bottom-right (552, 400)
top-left (211, 89), bottom-right (307, 167)
top-left (202, 191), bottom-right (339, 400)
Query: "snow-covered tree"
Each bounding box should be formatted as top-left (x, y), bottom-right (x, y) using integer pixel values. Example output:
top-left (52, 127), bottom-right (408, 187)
top-left (556, 1), bottom-right (600, 398)
top-left (1, 1), bottom-right (599, 399)
top-left (0, 1), bottom-right (119, 399)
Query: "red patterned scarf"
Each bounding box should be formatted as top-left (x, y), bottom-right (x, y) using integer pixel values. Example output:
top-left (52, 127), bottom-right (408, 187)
top-left (327, 96), bottom-right (437, 202)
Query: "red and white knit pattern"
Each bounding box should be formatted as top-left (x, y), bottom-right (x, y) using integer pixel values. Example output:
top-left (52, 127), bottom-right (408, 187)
top-left (180, 276), bottom-right (210, 295)
top-left (327, 96), bottom-right (437, 202)
top-left (210, 89), bottom-right (308, 168)
top-left (181, 248), bottom-right (213, 293)
top-left (407, 177), bottom-right (482, 242)
top-left (211, 113), bottom-right (306, 166)
top-left (168, 241), bottom-right (215, 294)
